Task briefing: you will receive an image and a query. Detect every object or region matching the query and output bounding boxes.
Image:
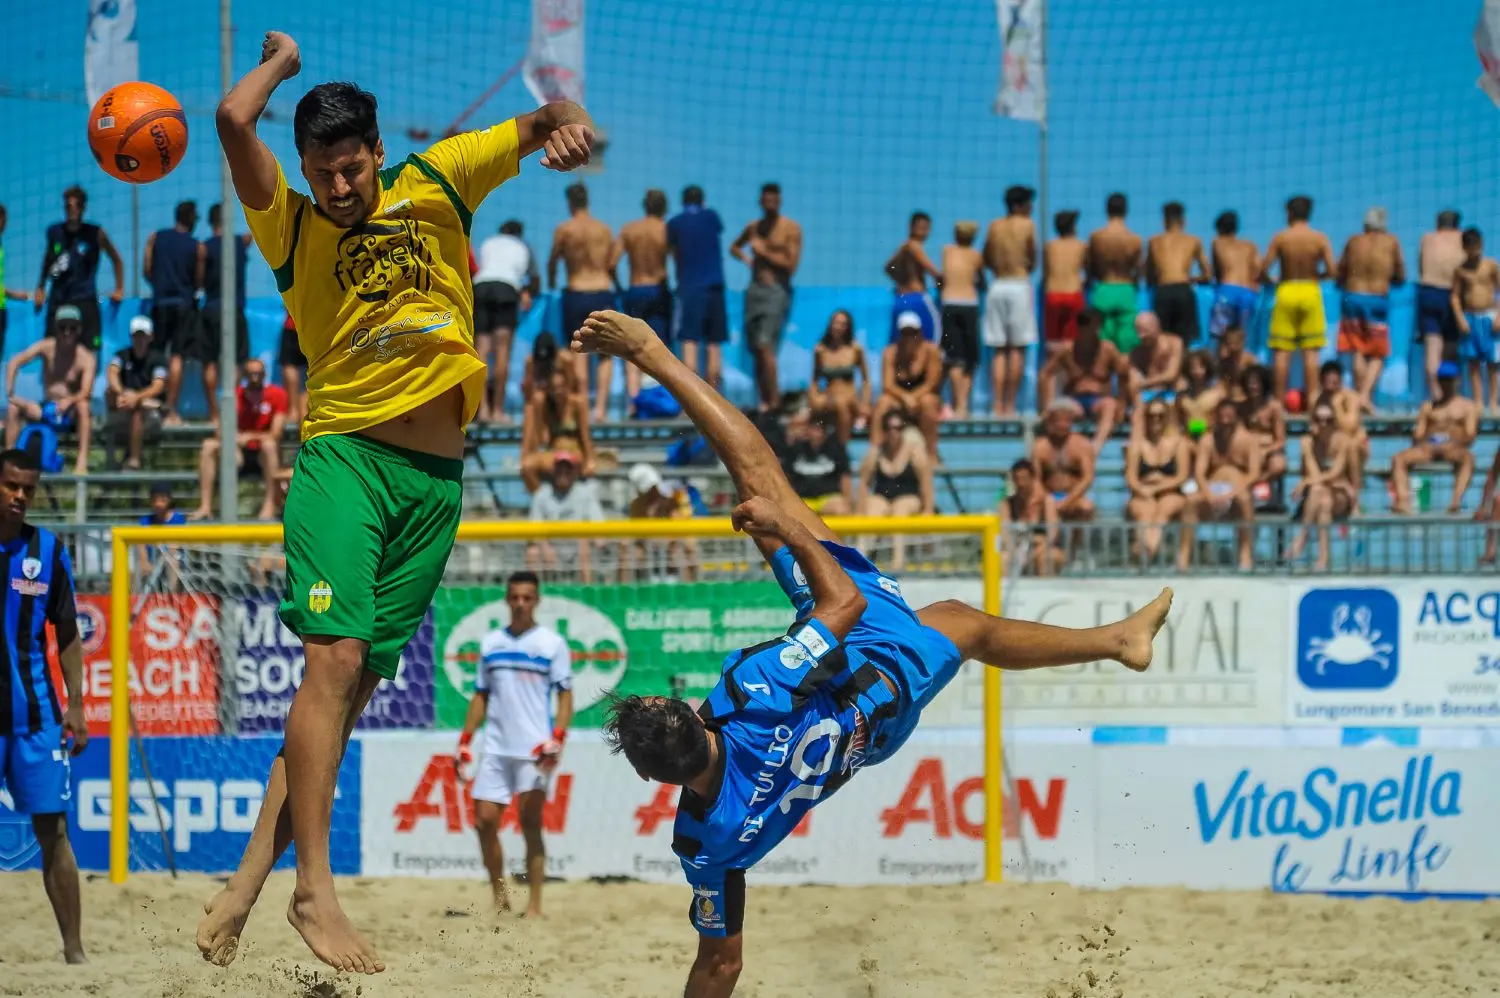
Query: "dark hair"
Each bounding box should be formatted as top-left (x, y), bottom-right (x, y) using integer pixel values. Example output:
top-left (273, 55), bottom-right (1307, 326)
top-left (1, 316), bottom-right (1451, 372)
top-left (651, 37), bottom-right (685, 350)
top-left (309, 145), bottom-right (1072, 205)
top-left (507, 570), bottom-right (540, 591)
top-left (1106, 192), bottom-right (1127, 218)
top-left (1286, 196), bottom-right (1313, 222)
top-left (566, 183), bottom-right (589, 211)
top-left (1216, 397), bottom-right (1240, 417)
top-left (532, 332), bottom-right (559, 378)
top-left (1072, 308), bottom-right (1103, 369)
top-left (293, 82), bottom-right (380, 155)
top-left (500, 219), bottom-right (524, 236)
top-left (175, 200), bottom-right (196, 227)
top-left (1010, 457), bottom-right (1035, 475)
top-left (682, 185), bottom-right (704, 206)
top-left (63, 185), bottom-right (87, 206)
top-left (761, 182), bottom-right (781, 196)
top-left (1438, 209), bottom-right (1461, 229)
top-left (1464, 226), bottom-right (1484, 248)
top-left (0, 448), bottom-right (40, 475)
top-left (601, 694), bottom-right (710, 784)
top-left (820, 309), bottom-right (855, 348)
top-left (1185, 349), bottom-right (1217, 384)
top-left (1215, 210), bottom-right (1238, 236)
top-left (1005, 185), bottom-right (1034, 211)
top-left (208, 202), bottom-right (223, 228)
top-left (1222, 323), bottom-right (1245, 341)
top-left (812, 409), bottom-right (838, 433)
top-left (644, 189), bottom-right (668, 217)
top-left (1239, 363), bottom-right (1273, 400)
top-left (1054, 210), bottom-right (1079, 236)
top-left (1162, 201), bottom-right (1185, 224)
top-left (883, 410), bottom-right (907, 432)
top-left (909, 211), bottom-right (931, 229)
top-left (1319, 360), bottom-right (1343, 382)
top-left (149, 481), bottom-right (174, 499)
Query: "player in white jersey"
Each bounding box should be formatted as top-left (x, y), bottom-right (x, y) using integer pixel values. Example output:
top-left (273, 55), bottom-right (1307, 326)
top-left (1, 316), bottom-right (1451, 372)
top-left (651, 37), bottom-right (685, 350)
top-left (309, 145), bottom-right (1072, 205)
top-left (456, 571), bottom-right (574, 916)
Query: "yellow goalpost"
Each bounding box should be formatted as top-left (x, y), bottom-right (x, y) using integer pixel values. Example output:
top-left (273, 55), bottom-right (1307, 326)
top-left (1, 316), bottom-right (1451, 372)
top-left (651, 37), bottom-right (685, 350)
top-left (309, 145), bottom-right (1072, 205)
top-left (107, 514), bottom-right (1002, 885)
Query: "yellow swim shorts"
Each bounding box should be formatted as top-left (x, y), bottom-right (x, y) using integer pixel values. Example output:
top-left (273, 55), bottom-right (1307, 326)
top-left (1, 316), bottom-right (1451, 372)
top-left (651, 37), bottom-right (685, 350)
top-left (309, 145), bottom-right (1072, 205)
top-left (1269, 280), bottom-right (1328, 352)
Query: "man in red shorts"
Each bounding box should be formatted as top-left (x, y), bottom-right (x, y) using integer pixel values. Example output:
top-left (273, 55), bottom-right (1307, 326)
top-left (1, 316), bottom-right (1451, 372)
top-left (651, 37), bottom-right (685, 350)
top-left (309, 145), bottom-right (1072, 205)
top-left (1043, 210), bottom-right (1086, 357)
top-left (190, 358), bottom-right (289, 521)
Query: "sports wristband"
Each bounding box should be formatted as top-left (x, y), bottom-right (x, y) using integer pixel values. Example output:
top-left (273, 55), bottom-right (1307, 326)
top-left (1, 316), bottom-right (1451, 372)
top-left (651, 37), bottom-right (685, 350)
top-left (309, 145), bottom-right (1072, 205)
top-left (551, 727), bottom-right (568, 744)
top-left (458, 730), bottom-right (473, 750)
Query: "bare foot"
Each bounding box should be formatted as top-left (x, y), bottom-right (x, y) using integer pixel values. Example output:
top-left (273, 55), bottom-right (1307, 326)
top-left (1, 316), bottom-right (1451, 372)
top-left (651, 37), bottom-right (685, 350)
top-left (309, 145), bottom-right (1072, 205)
top-left (521, 906), bottom-right (544, 919)
top-left (64, 945), bottom-right (87, 965)
top-left (163, 412), bottom-right (184, 427)
top-left (571, 310), bottom-right (657, 362)
top-left (287, 888), bottom-right (385, 975)
top-left (187, 508), bottom-right (213, 521)
top-left (1390, 503), bottom-right (1413, 515)
top-left (1114, 587), bottom-right (1173, 673)
top-left (196, 886), bottom-right (255, 967)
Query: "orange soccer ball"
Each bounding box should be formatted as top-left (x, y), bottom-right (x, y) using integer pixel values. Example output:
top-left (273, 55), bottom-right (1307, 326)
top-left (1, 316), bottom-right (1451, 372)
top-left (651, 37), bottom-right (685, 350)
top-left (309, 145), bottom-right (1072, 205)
top-left (87, 81), bottom-right (189, 184)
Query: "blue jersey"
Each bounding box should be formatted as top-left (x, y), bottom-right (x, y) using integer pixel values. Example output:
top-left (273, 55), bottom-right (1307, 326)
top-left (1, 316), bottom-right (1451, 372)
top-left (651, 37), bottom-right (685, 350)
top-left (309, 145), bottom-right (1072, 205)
top-left (672, 541), bottom-right (963, 937)
top-left (1, 525), bottom-right (78, 736)
top-left (42, 222), bottom-right (102, 303)
top-left (666, 206), bottom-right (726, 290)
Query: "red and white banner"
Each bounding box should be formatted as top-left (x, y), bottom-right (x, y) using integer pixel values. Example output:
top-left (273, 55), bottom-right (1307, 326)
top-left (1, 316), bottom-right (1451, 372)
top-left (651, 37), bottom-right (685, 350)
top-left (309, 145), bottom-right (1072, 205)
top-left (360, 733), bottom-right (1093, 886)
top-left (49, 593), bottom-right (222, 735)
top-left (523, 0), bottom-right (585, 107)
top-left (994, 0), bottom-right (1045, 122)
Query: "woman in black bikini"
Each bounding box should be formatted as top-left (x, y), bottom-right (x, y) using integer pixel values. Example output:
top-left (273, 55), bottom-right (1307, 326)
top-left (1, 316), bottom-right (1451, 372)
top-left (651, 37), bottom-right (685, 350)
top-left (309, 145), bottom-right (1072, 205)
top-left (873, 314), bottom-right (943, 456)
top-left (1238, 363), bottom-right (1287, 507)
top-left (521, 366), bottom-right (595, 491)
top-left (1124, 397), bottom-right (1191, 563)
top-left (1286, 401), bottom-right (1356, 570)
top-left (856, 410), bottom-right (934, 571)
top-left (807, 309), bottom-right (871, 443)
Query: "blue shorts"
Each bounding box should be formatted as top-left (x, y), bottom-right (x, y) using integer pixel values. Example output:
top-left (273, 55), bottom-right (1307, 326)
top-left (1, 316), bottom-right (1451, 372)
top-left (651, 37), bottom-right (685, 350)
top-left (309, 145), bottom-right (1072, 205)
top-left (1418, 284), bottom-right (1454, 339)
top-left (674, 286), bottom-right (728, 344)
top-left (768, 541), bottom-right (962, 766)
top-left (561, 289), bottom-right (617, 340)
top-left (1460, 311), bottom-right (1498, 364)
top-left (1, 725), bottom-right (70, 815)
top-left (623, 283), bottom-right (673, 343)
top-left (1209, 284), bottom-right (1259, 338)
top-left (891, 292), bottom-right (941, 344)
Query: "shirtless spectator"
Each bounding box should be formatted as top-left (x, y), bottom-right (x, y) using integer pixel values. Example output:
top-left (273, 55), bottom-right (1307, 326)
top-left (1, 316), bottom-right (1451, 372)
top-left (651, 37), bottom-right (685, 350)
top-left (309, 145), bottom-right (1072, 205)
top-left (1043, 210), bottom-right (1087, 361)
top-left (1215, 325), bottom-right (1257, 401)
top-left (1125, 397), bottom-right (1191, 566)
top-left (1031, 400), bottom-right (1096, 525)
top-left (1209, 211), bottom-right (1261, 340)
top-left (548, 183), bottom-right (616, 422)
top-left (939, 221), bottom-right (985, 415)
top-left (1417, 210), bottom-right (1465, 400)
top-left (1177, 350), bottom-right (1226, 437)
top-left (1451, 227), bottom-right (1500, 413)
top-left (1389, 361), bottom-right (1478, 514)
top-left (612, 189), bottom-right (673, 414)
top-left (808, 309), bottom-right (870, 443)
top-left (1086, 192), bottom-right (1143, 353)
top-left (4, 305), bottom-right (95, 473)
top-left (1313, 361), bottom-right (1369, 501)
top-left (731, 183), bottom-right (803, 411)
top-left (1475, 448), bottom-right (1500, 565)
top-left (1146, 202), bottom-right (1210, 343)
top-left (1337, 206), bottom-right (1405, 411)
top-left (1185, 398), bottom-right (1263, 571)
top-left (1285, 401), bottom-right (1357, 571)
top-left (1000, 457), bottom-right (1066, 576)
top-left (1037, 308), bottom-right (1124, 453)
top-left (1126, 311), bottom-right (1183, 413)
top-left (981, 185), bottom-right (1038, 415)
top-left (885, 212), bottom-right (942, 343)
top-left (873, 311), bottom-right (943, 456)
top-left (1261, 196), bottom-right (1336, 406)
top-left (1238, 364), bottom-right (1287, 509)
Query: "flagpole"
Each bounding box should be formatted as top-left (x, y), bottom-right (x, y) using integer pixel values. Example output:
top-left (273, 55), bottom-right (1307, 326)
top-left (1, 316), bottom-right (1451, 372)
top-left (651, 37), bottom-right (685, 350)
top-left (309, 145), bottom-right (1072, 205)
top-left (1036, 0), bottom-right (1049, 254)
top-left (218, 0), bottom-right (238, 523)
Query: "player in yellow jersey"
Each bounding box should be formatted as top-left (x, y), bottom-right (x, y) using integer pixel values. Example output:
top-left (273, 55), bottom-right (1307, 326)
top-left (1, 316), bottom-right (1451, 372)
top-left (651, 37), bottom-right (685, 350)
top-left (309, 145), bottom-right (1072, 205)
top-left (193, 31), bottom-right (594, 975)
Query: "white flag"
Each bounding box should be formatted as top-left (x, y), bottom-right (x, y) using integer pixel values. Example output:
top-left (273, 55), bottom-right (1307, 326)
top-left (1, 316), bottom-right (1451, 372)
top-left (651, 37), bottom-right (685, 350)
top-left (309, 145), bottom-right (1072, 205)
top-left (523, 0), bottom-right (585, 107)
top-left (994, 0), bottom-right (1045, 122)
top-left (85, 0), bottom-right (140, 106)
top-left (1476, 0), bottom-right (1500, 108)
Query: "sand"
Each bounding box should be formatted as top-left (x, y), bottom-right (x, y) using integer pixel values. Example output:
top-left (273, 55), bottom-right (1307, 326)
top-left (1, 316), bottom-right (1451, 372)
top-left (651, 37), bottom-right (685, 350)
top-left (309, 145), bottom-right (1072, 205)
top-left (1, 872), bottom-right (1497, 998)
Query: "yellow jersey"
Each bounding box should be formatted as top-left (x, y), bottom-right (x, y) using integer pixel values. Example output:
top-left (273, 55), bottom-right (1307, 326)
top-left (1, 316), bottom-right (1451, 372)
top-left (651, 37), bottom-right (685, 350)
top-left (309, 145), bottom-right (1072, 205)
top-left (243, 118), bottom-right (521, 440)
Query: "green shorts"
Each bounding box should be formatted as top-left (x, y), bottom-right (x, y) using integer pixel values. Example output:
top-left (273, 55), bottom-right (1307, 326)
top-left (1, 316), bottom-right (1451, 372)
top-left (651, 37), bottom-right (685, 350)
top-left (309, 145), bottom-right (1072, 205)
top-left (279, 433), bottom-right (463, 679)
top-left (1090, 282), bottom-right (1140, 352)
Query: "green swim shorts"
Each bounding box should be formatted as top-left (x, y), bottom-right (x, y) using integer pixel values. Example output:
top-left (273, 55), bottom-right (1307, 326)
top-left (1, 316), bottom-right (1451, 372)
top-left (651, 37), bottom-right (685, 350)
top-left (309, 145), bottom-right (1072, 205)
top-left (1090, 282), bottom-right (1141, 352)
top-left (279, 433), bottom-right (463, 679)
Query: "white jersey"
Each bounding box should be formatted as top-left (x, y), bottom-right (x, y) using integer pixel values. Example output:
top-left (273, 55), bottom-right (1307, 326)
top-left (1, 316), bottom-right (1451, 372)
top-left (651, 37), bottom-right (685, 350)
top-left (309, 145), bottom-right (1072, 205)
top-left (474, 233), bottom-right (532, 288)
top-left (476, 624), bottom-right (574, 759)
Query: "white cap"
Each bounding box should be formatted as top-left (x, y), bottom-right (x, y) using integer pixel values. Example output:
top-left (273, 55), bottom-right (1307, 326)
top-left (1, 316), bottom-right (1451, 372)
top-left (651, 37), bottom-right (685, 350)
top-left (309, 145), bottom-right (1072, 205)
top-left (896, 310), bottom-right (923, 331)
top-left (628, 462), bottom-right (664, 496)
top-left (129, 315), bottom-right (154, 336)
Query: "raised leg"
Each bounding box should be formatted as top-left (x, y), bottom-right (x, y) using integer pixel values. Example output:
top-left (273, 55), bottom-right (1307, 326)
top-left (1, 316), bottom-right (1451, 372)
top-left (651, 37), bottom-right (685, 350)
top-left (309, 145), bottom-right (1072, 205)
top-left (917, 589), bottom-right (1172, 674)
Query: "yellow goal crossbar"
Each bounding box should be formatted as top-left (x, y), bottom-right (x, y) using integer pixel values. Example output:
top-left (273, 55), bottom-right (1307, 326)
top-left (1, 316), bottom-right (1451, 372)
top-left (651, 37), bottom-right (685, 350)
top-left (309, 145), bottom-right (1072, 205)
top-left (108, 514), bottom-right (1002, 884)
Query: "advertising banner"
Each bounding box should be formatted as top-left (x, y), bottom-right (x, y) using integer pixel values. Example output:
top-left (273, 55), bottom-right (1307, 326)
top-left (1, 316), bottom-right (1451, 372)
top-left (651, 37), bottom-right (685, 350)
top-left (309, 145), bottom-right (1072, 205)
top-left (1098, 746), bottom-right (1499, 897)
top-left (360, 733), bottom-right (1092, 886)
top-left (907, 578), bottom-right (1286, 727)
top-left (228, 594), bottom-right (435, 732)
top-left (1287, 579), bottom-right (1500, 726)
top-left (433, 581), bottom-right (789, 729)
top-left (49, 593), bottom-right (223, 736)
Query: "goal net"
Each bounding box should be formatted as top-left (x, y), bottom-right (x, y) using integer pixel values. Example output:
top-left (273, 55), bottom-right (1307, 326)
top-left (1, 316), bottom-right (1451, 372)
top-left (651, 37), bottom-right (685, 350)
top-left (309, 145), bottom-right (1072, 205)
top-left (101, 516), bottom-right (1000, 884)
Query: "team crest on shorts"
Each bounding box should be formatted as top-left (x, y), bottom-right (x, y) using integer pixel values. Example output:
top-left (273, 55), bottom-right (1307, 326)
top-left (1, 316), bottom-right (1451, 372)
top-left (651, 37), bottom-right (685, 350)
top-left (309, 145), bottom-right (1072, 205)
top-left (308, 581), bottom-right (334, 614)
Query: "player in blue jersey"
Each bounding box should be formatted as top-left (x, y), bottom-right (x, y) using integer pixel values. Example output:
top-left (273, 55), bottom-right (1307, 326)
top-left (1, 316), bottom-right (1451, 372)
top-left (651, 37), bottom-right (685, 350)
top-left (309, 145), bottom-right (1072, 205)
top-left (572, 312), bottom-right (1171, 997)
top-left (0, 448), bottom-right (88, 963)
